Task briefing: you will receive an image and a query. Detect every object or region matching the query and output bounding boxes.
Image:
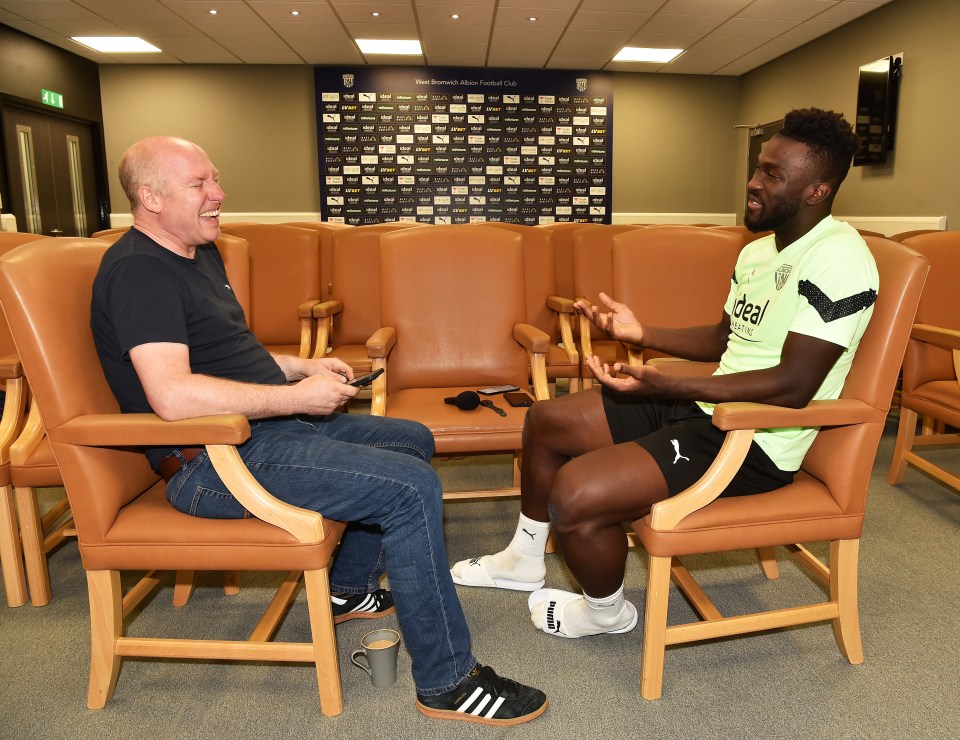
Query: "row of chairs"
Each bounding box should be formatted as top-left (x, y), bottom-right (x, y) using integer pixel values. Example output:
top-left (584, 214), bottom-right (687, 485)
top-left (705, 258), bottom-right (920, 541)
top-left (0, 222), bottom-right (952, 714)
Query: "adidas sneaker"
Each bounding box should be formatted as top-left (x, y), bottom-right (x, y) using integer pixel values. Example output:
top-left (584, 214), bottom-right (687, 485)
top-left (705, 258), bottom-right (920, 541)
top-left (416, 664), bottom-right (547, 726)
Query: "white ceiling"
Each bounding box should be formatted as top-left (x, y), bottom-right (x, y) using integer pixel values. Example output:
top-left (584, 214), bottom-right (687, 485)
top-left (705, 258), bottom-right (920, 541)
top-left (0, 0), bottom-right (894, 75)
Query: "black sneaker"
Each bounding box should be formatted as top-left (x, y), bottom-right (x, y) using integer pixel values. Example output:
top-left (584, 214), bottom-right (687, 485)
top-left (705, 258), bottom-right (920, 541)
top-left (416, 664), bottom-right (548, 726)
top-left (331, 588), bottom-right (396, 624)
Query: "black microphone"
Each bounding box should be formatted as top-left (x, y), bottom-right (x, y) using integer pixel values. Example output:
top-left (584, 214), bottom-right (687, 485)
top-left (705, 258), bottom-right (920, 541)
top-left (444, 390), bottom-right (481, 410)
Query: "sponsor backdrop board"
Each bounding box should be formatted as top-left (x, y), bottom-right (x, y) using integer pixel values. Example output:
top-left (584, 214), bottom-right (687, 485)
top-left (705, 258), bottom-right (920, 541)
top-left (314, 67), bottom-right (613, 225)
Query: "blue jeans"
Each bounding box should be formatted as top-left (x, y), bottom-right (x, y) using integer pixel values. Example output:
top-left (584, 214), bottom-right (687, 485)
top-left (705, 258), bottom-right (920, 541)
top-left (164, 412), bottom-right (477, 696)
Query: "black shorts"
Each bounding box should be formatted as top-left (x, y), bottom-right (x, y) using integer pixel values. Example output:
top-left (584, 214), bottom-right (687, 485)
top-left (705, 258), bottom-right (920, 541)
top-left (601, 389), bottom-right (794, 498)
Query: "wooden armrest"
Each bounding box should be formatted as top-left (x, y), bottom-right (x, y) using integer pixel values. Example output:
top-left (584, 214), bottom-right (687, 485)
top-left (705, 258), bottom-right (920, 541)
top-left (0, 353), bottom-right (22, 379)
top-left (514, 323), bottom-right (551, 354)
top-left (711, 399), bottom-right (885, 431)
top-left (312, 299), bottom-right (344, 319)
top-left (546, 295), bottom-right (576, 314)
top-left (366, 327), bottom-right (396, 359)
top-left (206, 445), bottom-right (327, 544)
top-left (297, 299), bottom-right (320, 318)
top-left (911, 323), bottom-right (960, 351)
top-left (0, 376), bottom-right (26, 464)
top-left (48, 413), bottom-right (251, 447)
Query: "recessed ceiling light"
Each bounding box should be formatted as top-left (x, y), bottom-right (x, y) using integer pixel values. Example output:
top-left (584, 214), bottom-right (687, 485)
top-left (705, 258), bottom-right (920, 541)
top-left (72, 36), bottom-right (162, 53)
top-left (356, 38), bottom-right (422, 55)
top-left (613, 46), bottom-right (683, 63)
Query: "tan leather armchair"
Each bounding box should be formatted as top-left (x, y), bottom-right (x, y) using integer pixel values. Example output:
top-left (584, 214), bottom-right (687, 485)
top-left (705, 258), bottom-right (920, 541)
top-left (888, 231), bottom-right (960, 494)
top-left (311, 223), bottom-right (422, 374)
top-left (219, 224), bottom-right (323, 357)
top-left (368, 225), bottom-right (551, 499)
top-left (0, 238), bottom-right (346, 715)
top-left (570, 224), bottom-right (645, 388)
top-left (631, 236), bottom-right (928, 699)
top-left (485, 223), bottom-right (581, 394)
top-left (612, 225), bottom-right (743, 374)
top-left (281, 222), bottom-right (353, 302)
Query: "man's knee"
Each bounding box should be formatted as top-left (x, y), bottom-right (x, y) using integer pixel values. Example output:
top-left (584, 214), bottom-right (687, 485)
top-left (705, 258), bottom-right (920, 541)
top-left (546, 464), bottom-right (603, 534)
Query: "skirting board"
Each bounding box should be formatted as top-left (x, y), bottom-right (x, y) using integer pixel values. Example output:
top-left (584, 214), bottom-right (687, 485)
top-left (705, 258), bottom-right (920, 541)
top-left (612, 213), bottom-right (737, 226)
top-left (834, 215), bottom-right (946, 235)
top-left (107, 212), bottom-right (947, 236)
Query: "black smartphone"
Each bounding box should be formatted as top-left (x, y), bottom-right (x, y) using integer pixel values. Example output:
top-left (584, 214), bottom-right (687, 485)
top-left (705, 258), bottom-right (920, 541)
top-left (503, 391), bottom-right (535, 407)
top-left (348, 368), bottom-right (384, 387)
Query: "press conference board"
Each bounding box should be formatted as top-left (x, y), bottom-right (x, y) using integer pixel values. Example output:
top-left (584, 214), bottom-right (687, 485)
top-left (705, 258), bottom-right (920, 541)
top-left (314, 67), bottom-right (613, 226)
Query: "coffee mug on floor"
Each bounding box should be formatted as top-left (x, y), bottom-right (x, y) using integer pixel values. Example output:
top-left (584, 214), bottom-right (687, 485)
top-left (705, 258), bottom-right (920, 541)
top-left (350, 628), bottom-right (401, 687)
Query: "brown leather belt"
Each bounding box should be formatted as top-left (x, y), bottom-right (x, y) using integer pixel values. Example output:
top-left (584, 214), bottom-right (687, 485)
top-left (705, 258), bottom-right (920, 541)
top-left (156, 447), bottom-right (203, 483)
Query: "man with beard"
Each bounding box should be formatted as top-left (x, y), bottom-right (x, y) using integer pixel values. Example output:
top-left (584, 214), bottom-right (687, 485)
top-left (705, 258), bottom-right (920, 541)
top-left (450, 108), bottom-right (879, 640)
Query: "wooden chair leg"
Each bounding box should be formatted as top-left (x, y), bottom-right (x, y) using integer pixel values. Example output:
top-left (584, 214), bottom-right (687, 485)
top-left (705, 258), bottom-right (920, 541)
top-left (223, 570), bottom-right (241, 596)
top-left (757, 546), bottom-right (779, 579)
top-left (304, 568), bottom-right (343, 717)
top-left (86, 570), bottom-right (122, 709)
top-left (830, 539), bottom-right (864, 664)
top-left (640, 555), bottom-right (672, 700)
top-left (888, 407), bottom-right (916, 484)
top-left (172, 570), bottom-right (196, 607)
top-left (14, 485), bottom-right (51, 606)
top-left (0, 484), bottom-right (27, 607)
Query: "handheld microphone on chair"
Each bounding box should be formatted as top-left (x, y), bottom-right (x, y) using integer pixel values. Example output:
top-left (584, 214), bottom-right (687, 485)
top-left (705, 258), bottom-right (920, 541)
top-left (444, 390), bottom-right (481, 410)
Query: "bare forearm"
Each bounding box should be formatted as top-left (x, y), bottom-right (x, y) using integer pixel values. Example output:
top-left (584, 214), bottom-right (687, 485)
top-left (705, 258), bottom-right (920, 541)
top-left (649, 366), bottom-right (815, 408)
top-left (639, 323), bottom-right (729, 362)
top-left (145, 372), bottom-right (304, 420)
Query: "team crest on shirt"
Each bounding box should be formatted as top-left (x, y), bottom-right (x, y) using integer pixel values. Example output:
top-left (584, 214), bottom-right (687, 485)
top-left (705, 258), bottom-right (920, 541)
top-left (775, 264), bottom-right (793, 290)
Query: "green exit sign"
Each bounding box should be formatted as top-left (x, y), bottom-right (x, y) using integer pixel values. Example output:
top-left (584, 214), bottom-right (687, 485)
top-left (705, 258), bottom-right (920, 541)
top-left (41, 89), bottom-right (64, 108)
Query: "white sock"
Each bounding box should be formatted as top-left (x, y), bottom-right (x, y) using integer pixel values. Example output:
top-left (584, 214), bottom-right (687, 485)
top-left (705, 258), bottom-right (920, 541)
top-left (507, 513), bottom-right (550, 559)
top-left (478, 514), bottom-right (548, 583)
top-left (584, 584), bottom-right (628, 627)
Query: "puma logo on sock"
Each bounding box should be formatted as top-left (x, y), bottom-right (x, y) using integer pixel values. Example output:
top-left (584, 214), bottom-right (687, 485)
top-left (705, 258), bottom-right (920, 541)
top-left (469, 556), bottom-right (482, 566)
top-left (546, 601), bottom-right (561, 634)
top-left (522, 528), bottom-right (535, 540)
top-left (671, 439), bottom-right (690, 464)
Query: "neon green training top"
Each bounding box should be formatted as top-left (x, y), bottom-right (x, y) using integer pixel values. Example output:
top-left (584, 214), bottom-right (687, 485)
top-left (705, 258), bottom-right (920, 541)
top-left (697, 215), bottom-right (879, 471)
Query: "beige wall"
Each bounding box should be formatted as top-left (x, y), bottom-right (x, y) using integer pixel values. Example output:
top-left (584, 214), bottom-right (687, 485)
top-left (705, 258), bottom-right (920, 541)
top-left (99, 65), bottom-right (319, 215)
top-left (738, 0), bottom-right (956, 227)
top-left (99, 64), bottom-right (742, 220)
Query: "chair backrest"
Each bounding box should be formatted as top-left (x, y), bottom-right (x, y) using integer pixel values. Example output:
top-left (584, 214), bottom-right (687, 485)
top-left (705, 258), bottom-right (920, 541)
top-left (281, 221), bottom-right (354, 300)
top-left (329, 222), bottom-right (422, 346)
top-left (888, 229), bottom-right (941, 243)
top-left (0, 239), bottom-right (159, 544)
top-left (90, 227), bottom-right (128, 239)
top-left (898, 231), bottom-right (960, 389)
top-left (481, 222), bottom-right (557, 339)
top-left (215, 233), bottom-right (252, 321)
top-left (0, 237), bottom-right (49, 357)
top-left (219, 224), bottom-right (322, 345)
top-left (536, 222), bottom-right (592, 299)
top-left (379, 225), bottom-right (529, 391)
top-left (572, 224), bottom-right (645, 340)
top-left (800, 236), bottom-right (928, 514)
top-left (708, 224), bottom-right (771, 245)
top-left (612, 226), bottom-right (742, 341)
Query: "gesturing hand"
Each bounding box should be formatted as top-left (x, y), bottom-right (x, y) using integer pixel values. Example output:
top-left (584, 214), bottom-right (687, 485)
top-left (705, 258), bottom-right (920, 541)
top-left (583, 354), bottom-right (661, 395)
top-left (575, 292), bottom-right (644, 345)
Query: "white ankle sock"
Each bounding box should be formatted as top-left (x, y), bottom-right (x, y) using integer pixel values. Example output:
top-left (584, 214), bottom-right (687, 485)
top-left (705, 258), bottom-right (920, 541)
top-left (584, 584), bottom-right (627, 626)
top-left (507, 513), bottom-right (550, 559)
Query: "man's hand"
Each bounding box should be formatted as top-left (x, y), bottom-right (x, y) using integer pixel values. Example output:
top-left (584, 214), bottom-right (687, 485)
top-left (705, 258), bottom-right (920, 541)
top-left (575, 292), bottom-right (644, 345)
top-left (584, 354), bottom-right (662, 395)
top-left (291, 372), bottom-right (358, 415)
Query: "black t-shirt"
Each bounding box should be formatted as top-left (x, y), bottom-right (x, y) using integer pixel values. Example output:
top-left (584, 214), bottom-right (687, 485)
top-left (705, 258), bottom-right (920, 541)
top-left (91, 228), bottom-right (286, 465)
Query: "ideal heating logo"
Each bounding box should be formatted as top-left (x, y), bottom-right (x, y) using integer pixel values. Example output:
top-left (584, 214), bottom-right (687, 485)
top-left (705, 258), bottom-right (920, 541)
top-left (731, 291), bottom-right (769, 337)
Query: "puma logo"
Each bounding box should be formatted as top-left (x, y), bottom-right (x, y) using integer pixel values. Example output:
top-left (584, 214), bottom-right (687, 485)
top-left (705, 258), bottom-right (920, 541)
top-left (522, 528), bottom-right (535, 540)
top-left (546, 601), bottom-right (561, 634)
top-left (671, 439), bottom-right (690, 464)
